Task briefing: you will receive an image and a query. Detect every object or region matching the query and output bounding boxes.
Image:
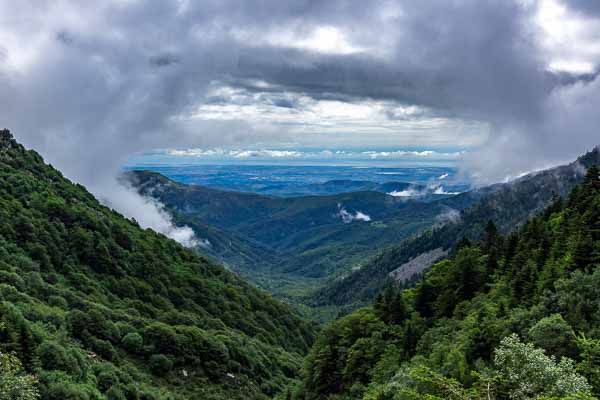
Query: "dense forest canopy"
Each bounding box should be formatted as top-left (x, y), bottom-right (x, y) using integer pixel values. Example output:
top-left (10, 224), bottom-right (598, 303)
top-left (291, 165), bottom-right (600, 400)
top-left (0, 129), bottom-right (316, 399)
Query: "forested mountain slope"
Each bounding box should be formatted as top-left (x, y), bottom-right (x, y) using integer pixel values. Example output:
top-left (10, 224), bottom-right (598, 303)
top-left (314, 147), bottom-right (600, 308)
top-left (0, 129), bottom-right (316, 400)
top-left (292, 166), bottom-right (600, 400)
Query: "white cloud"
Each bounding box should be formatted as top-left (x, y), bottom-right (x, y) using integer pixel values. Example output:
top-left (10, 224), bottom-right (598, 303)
top-left (537, 0), bottom-right (600, 72)
top-left (337, 204), bottom-right (371, 223)
top-left (548, 60), bottom-right (595, 74)
top-left (265, 26), bottom-right (366, 55)
top-left (387, 188), bottom-right (422, 197)
top-left (162, 147), bottom-right (465, 161)
top-left (189, 84), bottom-right (487, 148)
top-left (435, 208), bottom-right (461, 224)
top-left (362, 150), bottom-right (462, 159)
top-left (432, 185), bottom-right (461, 195)
top-left (99, 179), bottom-right (200, 247)
top-left (168, 148), bottom-right (226, 157)
top-left (387, 183), bottom-right (461, 197)
top-left (230, 149), bottom-right (303, 158)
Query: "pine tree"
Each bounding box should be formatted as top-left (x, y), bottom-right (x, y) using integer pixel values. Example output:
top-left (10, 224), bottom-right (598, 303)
top-left (18, 324), bottom-right (38, 372)
top-left (584, 165), bottom-right (600, 190)
top-left (482, 220), bottom-right (498, 254)
top-left (456, 237), bottom-right (472, 251)
top-left (415, 280), bottom-right (436, 319)
top-left (373, 293), bottom-right (385, 321)
top-left (388, 292), bottom-right (407, 325)
top-left (572, 232), bottom-right (594, 271)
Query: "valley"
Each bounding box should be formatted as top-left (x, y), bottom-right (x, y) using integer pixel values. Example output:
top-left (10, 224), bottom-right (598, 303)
top-left (124, 169), bottom-right (479, 310)
top-left (125, 147), bottom-right (600, 315)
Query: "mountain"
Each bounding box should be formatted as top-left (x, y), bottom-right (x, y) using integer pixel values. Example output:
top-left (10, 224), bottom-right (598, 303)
top-left (125, 170), bottom-right (481, 298)
top-left (0, 129), bottom-right (316, 400)
top-left (294, 165), bottom-right (600, 399)
top-left (313, 147), bottom-right (600, 308)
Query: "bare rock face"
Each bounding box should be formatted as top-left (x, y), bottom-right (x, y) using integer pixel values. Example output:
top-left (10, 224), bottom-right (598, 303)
top-left (388, 247), bottom-right (448, 284)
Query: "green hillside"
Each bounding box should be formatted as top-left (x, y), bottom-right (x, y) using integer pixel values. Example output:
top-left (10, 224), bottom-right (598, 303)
top-left (0, 129), bottom-right (316, 399)
top-left (292, 165), bottom-right (600, 400)
top-left (314, 147), bottom-right (600, 308)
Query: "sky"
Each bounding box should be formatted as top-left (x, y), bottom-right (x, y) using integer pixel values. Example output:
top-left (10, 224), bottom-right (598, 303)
top-left (2, 0), bottom-right (600, 242)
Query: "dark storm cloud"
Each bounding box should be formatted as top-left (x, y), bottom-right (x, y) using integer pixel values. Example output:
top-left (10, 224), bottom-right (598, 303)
top-left (564, 0), bottom-right (600, 16)
top-left (218, 0), bottom-right (547, 125)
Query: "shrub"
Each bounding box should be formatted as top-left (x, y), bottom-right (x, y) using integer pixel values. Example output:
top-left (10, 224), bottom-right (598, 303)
top-left (121, 332), bottom-right (143, 354)
top-left (37, 341), bottom-right (70, 372)
top-left (149, 354), bottom-right (173, 375)
top-left (47, 295), bottom-right (68, 309)
top-left (105, 386), bottom-right (126, 400)
top-left (528, 314), bottom-right (577, 359)
top-left (96, 370), bottom-right (119, 393)
top-left (90, 338), bottom-right (117, 362)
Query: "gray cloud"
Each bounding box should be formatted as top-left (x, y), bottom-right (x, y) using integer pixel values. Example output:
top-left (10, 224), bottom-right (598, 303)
top-left (0, 0), bottom-right (599, 220)
top-left (564, 0), bottom-right (600, 15)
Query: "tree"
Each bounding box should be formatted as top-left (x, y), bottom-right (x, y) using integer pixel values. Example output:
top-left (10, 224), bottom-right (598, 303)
top-left (494, 334), bottom-right (591, 399)
top-left (0, 352), bottom-right (39, 400)
top-left (363, 364), bottom-right (472, 400)
top-left (572, 232), bottom-right (595, 271)
top-left (584, 165), bottom-right (600, 190)
top-left (482, 220), bottom-right (499, 254)
top-left (415, 279), bottom-right (437, 319)
top-left (149, 354), bottom-right (173, 375)
top-left (456, 237), bottom-right (472, 251)
top-left (528, 314), bottom-right (577, 359)
top-left (374, 287), bottom-right (407, 325)
top-left (388, 292), bottom-right (408, 325)
top-left (121, 332), bottom-right (143, 354)
top-left (576, 334), bottom-right (600, 396)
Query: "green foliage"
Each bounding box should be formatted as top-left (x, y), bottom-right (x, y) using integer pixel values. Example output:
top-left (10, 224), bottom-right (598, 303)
top-left (528, 314), bottom-right (577, 359)
top-left (0, 130), bottom-right (316, 399)
top-left (298, 167), bottom-right (600, 399)
top-left (120, 332), bottom-right (143, 354)
top-left (149, 354), bottom-right (173, 375)
top-left (577, 334), bottom-right (600, 396)
top-left (302, 309), bottom-right (386, 399)
top-left (363, 364), bottom-right (476, 400)
top-left (0, 351), bottom-right (39, 400)
top-left (494, 334), bottom-right (591, 399)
